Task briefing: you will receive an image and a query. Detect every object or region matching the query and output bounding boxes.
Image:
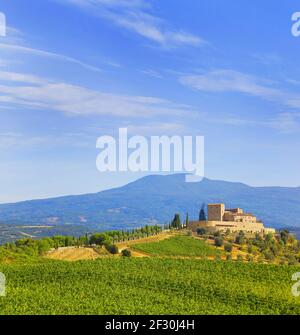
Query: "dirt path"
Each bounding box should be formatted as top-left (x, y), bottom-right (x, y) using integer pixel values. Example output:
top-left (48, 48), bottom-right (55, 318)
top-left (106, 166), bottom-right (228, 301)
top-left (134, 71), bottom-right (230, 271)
top-left (129, 250), bottom-right (151, 258)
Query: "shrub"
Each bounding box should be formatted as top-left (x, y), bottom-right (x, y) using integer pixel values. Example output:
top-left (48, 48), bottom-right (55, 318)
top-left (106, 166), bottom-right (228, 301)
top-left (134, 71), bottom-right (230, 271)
top-left (224, 243), bottom-right (233, 253)
top-left (286, 255), bottom-right (298, 266)
top-left (265, 233), bottom-right (274, 242)
top-left (263, 250), bottom-right (274, 261)
top-left (121, 249), bottom-right (132, 257)
top-left (270, 245), bottom-right (279, 256)
top-left (197, 228), bottom-right (207, 236)
top-left (280, 230), bottom-right (289, 244)
top-left (214, 236), bottom-right (224, 247)
top-left (225, 229), bottom-right (231, 236)
top-left (235, 233), bottom-right (245, 245)
top-left (106, 244), bottom-right (119, 255)
top-left (247, 244), bottom-right (253, 254)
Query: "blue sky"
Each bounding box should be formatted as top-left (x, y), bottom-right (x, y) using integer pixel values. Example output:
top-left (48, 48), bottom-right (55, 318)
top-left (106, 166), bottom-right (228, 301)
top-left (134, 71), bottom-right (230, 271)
top-left (0, 0), bottom-right (300, 203)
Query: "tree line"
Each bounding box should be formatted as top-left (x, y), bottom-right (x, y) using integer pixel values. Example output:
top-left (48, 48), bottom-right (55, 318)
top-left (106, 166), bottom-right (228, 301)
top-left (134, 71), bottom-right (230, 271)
top-left (0, 225), bottom-right (163, 259)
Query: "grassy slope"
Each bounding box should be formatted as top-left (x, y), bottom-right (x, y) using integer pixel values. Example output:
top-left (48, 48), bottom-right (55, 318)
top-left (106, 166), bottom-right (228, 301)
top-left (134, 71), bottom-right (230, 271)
top-left (131, 235), bottom-right (222, 257)
top-left (1, 258), bottom-right (300, 315)
top-left (0, 248), bottom-right (42, 265)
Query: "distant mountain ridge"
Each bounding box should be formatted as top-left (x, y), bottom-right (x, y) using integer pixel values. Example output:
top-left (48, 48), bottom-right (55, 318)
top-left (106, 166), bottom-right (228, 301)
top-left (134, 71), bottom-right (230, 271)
top-left (0, 174), bottom-right (300, 230)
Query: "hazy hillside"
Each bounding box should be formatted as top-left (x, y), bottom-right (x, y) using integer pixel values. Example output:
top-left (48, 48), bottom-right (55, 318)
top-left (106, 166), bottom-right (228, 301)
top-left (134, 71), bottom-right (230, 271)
top-left (0, 174), bottom-right (300, 230)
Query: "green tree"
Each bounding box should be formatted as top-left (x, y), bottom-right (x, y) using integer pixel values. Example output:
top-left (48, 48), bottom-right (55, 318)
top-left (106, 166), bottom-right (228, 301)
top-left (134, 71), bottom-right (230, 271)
top-left (214, 231), bottom-right (221, 237)
top-left (106, 244), bottom-right (119, 255)
top-left (89, 233), bottom-right (111, 246)
top-left (64, 236), bottom-right (74, 247)
top-left (185, 213), bottom-right (189, 228)
top-left (145, 225), bottom-right (150, 237)
top-left (199, 204), bottom-right (207, 221)
top-left (171, 214), bottom-right (181, 229)
top-left (280, 230), bottom-right (289, 245)
top-left (121, 249), bottom-right (132, 257)
top-left (197, 228), bottom-right (207, 236)
top-left (235, 231), bottom-right (245, 245)
top-left (224, 243), bottom-right (233, 253)
top-left (265, 233), bottom-right (274, 243)
top-left (263, 250), bottom-right (275, 262)
top-left (37, 239), bottom-right (51, 256)
top-left (214, 236), bottom-right (224, 247)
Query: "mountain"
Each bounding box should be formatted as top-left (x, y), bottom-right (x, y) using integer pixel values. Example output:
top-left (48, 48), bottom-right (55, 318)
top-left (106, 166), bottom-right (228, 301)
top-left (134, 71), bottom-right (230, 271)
top-left (1, 174), bottom-right (300, 230)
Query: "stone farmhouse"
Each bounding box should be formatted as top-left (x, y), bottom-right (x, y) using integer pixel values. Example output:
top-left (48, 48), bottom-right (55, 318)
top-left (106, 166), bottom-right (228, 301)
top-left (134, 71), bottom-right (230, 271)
top-left (188, 203), bottom-right (275, 235)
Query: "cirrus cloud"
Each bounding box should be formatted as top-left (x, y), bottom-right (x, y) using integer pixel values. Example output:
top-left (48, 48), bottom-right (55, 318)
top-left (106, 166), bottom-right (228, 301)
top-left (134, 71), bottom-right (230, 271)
top-left (179, 69), bottom-right (300, 111)
top-left (57, 0), bottom-right (206, 48)
top-left (0, 70), bottom-right (194, 117)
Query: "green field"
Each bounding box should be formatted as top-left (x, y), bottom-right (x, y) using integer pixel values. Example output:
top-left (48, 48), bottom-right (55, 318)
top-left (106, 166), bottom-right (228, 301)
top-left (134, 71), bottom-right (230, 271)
top-left (1, 258), bottom-right (299, 315)
top-left (132, 235), bottom-right (222, 257)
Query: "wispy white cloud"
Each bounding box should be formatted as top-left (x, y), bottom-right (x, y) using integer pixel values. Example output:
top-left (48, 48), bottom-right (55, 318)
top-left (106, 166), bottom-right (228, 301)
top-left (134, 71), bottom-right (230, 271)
top-left (0, 59), bottom-right (9, 68)
top-left (266, 113), bottom-right (300, 133)
top-left (0, 43), bottom-right (103, 74)
top-left (0, 70), bottom-right (193, 117)
top-left (179, 69), bottom-right (300, 112)
top-left (0, 132), bottom-right (47, 149)
top-left (179, 69), bottom-right (300, 134)
top-left (206, 112), bottom-right (300, 134)
top-left (140, 69), bottom-right (163, 79)
top-left (286, 78), bottom-right (300, 86)
top-left (2, 26), bottom-right (25, 44)
top-left (0, 131), bottom-right (94, 150)
top-left (251, 53), bottom-right (282, 66)
top-left (57, 0), bottom-right (206, 48)
top-left (0, 70), bottom-right (47, 84)
top-left (1, 23), bottom-right (122, 71)
top-left (127, 122), bottom-right (184, 136)
top-left (180, 70), bottom-right (279, 97)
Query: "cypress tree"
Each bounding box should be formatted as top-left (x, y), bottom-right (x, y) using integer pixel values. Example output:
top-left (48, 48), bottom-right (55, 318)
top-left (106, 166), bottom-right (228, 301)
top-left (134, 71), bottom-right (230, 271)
top-left (199, 203), bottom-right (207, 221)
top-left (186, 212), bottom-right (189, 228)
top-left (171, 214), bottom-right (181, 229)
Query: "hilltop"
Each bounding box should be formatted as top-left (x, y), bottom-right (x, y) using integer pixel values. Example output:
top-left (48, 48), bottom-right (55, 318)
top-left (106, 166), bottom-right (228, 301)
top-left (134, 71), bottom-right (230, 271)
top-left (0, 174), bottom-right (300, 230)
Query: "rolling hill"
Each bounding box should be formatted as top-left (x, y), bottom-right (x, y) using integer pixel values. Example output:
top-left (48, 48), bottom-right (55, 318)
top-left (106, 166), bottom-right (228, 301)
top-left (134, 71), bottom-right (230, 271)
top-left (0, 174), bottom-right (300, 230)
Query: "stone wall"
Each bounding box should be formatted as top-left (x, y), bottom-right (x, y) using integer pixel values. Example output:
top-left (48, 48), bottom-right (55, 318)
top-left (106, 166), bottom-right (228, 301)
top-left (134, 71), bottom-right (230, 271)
top-left (188, 220), bottom-right (275, 235)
